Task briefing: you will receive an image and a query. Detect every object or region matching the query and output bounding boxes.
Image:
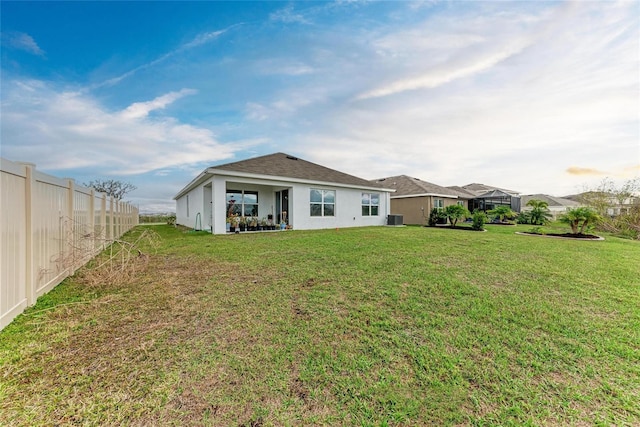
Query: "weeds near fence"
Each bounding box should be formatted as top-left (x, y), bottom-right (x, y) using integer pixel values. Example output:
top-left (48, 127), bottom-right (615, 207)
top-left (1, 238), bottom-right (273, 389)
top-left (78, 228), bottom-right (161, 287)
top-left (46, 217), bottom-right (159, 286)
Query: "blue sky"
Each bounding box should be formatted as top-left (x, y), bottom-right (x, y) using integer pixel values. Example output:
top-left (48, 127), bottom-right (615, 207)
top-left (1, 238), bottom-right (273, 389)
top-left (1, 1), bottom-right (638, 213)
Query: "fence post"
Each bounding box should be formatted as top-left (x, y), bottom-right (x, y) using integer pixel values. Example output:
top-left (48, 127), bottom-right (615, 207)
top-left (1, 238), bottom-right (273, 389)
top-left (67, 179), bottom-right (76, 275)
top-left (109, 196), bottom-right (114, 241)
top-left (100, 193), bottom-right (106, 248)
top-left (22, 163), bottom-right (35, 306)
top-left (89, 188), bottom-right (95, 254)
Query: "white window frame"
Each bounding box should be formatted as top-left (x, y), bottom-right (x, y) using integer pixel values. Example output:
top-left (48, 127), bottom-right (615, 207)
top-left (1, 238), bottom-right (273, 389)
top-left (362, 192), bottom-right (380, 216)
top-left (310, 189), bottom-right (335, 217)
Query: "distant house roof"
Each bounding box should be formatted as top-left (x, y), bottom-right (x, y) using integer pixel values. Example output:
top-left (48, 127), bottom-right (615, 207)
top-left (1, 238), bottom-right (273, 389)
top-left (521, 194), bottom-right (581, 208)
top-left (371, 175), bottom-right (462, 199)
top-left (446, 186), bottom-right (477, 199)
top-left (461, 183), bottom-right (520, 196)
top-left (174, 152), bottom-right (392, 199)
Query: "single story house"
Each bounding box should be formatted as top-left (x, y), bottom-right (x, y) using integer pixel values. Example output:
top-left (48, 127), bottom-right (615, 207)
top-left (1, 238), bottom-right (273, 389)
top-left (371, 175), bottom-right (472, 225)
top-left (521, 194), bottom-right (581, 219)
top-left (458, 183), bottom-right (522, 213)
top-left (174, 153), bottom-right (395, 234)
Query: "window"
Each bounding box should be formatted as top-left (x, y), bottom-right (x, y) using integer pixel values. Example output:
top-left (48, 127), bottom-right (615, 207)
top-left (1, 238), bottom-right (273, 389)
top-left (362, 192), bottom-right (380, 216)
top-left (226, 190), bottom-right (259, 217)
top-left (310, 189), bottom-right (335, 217)
top-left (434, 199), bottom-right (444, 209)
top-left (457, 201), bottom-right (464, 207)
top-left (186, 195), bottom-right (190, 217)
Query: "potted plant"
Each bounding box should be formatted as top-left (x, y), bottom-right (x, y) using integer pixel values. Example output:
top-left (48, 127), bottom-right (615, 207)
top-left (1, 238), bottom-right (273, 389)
top-left (239, 216), bottom-right (247, 232)
top-left (259, 218), bottom-right (267, 231)
top-left (249, 216), bottom-right (258, 231)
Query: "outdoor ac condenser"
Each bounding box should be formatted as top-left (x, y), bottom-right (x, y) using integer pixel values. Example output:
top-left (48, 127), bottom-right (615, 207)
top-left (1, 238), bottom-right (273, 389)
top-left (387, 215), bottom-right (403, 225)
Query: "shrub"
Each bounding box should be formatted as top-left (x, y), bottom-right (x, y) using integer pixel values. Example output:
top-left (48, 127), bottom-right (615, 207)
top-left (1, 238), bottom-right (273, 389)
top-left (444, 204), bottom-right (470, 227)
top-left (428, 208), bottom-right (447, 226)
top-left (517, 211), bottom-right (531, 224)
top-left (471, 210), bottom-right (487, 231)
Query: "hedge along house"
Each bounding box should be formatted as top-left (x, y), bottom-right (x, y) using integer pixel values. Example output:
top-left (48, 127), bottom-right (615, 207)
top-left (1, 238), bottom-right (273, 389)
top-left (174, 153), bottom-right (395, 234)
top-left (371, 175), bottom-right (473, 225)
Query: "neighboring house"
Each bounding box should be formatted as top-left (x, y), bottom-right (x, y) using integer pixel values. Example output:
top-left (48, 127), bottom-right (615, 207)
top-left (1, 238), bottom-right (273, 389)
top-left (565, 191), bottom-right (639, 217)
top-left (174, 152), bottom-right (395, 234)
top-left (459, 183), bottom-right (522, 212)
top-left (371, 175), bottom-right (471, 225)
top-left (521, 194), bottom-right (581, 219)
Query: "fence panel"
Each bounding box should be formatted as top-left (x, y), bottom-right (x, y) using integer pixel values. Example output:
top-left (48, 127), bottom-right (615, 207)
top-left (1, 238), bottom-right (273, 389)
top-left (0, 160), bottom-right (28, 328)
top-left (0, 158), bottom-right (139, 330)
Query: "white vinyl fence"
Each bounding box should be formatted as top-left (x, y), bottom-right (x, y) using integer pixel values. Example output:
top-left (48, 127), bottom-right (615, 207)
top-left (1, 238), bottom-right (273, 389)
top-left (1, 158), bottom-right (139, 330)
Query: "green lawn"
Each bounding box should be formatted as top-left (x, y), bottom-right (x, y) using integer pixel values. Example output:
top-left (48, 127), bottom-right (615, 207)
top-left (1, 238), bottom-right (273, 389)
top-left (1, 224), bottom-right (639, 426)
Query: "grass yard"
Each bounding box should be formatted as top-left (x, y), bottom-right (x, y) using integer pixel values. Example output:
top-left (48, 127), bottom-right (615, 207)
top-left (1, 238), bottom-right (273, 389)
top-left (1, 224), bottom-right (639, 426)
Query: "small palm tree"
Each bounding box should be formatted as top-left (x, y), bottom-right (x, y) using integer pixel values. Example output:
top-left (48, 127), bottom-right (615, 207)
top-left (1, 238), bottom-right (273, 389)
top-left (488, 205), bottom-right (515, 223)
top-left (559, 207), bottom-right (602, 234)
top-left (526, 199), bottom-right (553, 225)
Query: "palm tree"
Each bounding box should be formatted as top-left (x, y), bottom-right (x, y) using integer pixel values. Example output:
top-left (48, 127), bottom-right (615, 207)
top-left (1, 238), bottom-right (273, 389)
top-left (559, 207), bottom-right (602, 235)
top-left (526, 199), bottom-right (552, 225)
top-left (488, 205), bottom-right (515, 223)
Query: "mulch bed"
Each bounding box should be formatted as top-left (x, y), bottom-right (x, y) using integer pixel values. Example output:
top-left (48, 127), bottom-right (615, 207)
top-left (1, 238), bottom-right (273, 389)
top-left (516, 232), bottom-right (604, 240)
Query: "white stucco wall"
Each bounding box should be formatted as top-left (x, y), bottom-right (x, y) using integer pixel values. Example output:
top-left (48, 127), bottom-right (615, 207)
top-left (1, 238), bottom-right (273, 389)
top-left (176, 182), bottom-right (205, 229)
top-left (176, 173), bottom-right (391, 234)
top-left (291, 185), bottom-right (389, 231)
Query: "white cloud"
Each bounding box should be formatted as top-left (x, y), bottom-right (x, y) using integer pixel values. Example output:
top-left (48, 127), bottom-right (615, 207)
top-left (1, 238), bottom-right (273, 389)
top-left (1, 32), bottom-right (45, 56)
top-left (0, 80), bottom-right (238, 175)
top-left (121, 89), bottom-right (197, 120)
top-left (269, 4), bottom-right (311, 24)
top-left (255, 1), bottom-right (638, 197)
top-left (357, 37), bottom-right (532, 99)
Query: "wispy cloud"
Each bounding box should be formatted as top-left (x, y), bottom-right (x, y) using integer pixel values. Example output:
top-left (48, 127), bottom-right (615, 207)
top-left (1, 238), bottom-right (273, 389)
top-left (1, 80), bottom-right (237, 174)
top-left (1, 31), bottom-right (45, 56)
top-left (566, 167), bottom-right (607, 176)
top-left (357, 37), bottom-right (531, 99)
top-left (269, 4), bottom-right (311, 24)
top-left (121, 89), bottom-right (197, 120)
top-left (91, 26), bottom-right (237, 90)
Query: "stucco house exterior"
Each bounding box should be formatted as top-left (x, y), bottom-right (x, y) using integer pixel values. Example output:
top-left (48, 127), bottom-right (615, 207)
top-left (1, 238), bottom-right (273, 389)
top-left (521, 194), bottom-right (581, 219)
top-left (371, 175), bottom-right (472, 225)
top-left (174, 153), bottom-right (394, 234)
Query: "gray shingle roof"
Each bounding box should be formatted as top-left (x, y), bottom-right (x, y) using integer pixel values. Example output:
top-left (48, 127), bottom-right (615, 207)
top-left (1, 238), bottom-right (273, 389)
top-left (213, 152), bottom-right (388, 188)
top-left (521, 194), bottom-right (580, 208)
top-left (446, 186), bottom-right (477, 199)
top-left (371, 175), bottom-right (460, 198)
